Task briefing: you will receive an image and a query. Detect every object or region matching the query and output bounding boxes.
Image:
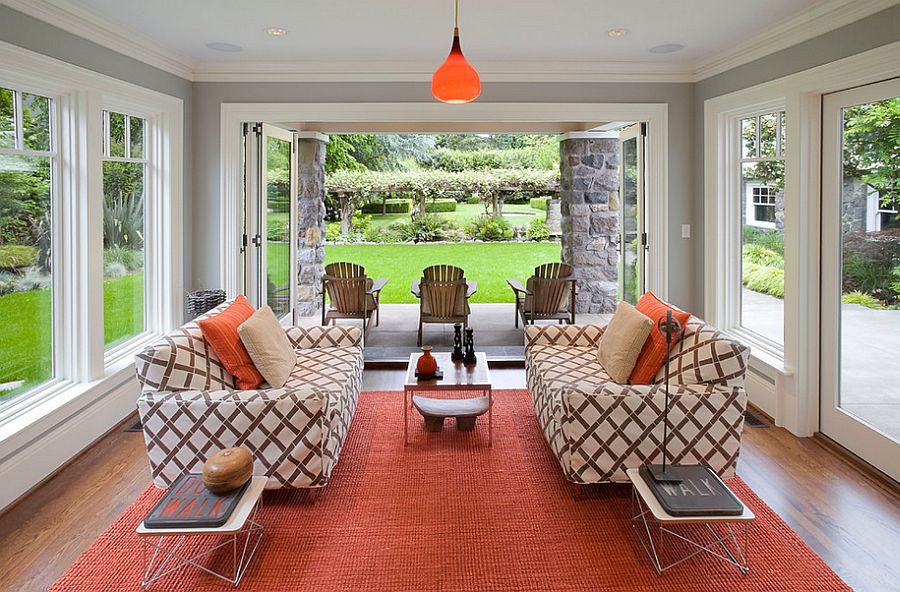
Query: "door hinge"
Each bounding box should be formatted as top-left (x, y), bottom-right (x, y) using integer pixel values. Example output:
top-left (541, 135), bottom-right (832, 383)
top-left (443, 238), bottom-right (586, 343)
top-left (251, 123), bottom-right (263, 136)
top-left (641, 232), bottom-right (649, 247)
top-left (640, 122), bottom-right (648, 136)
top-left (241, 233), bottom-right (249, 253)
top-left (250, 234), bottom-right (263, 247)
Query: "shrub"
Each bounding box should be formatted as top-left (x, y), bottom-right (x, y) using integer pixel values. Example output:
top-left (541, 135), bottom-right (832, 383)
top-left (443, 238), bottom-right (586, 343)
top-left (423, 198), bottom-right (457, 213)
top-left (0, 272), bottom-right (17, 296)
top-left (351, 212), bottom-right (373, 232)
top-left (360, 198), bottom-right (412, 214)
top-left (526, 218), bottom-right (550, 241)
top-left (529, 197), bottom-right (549, 211)
top-left (103, 193), bottom-right (144, 249)
top-left (465, 216), bottom-right (513, 242)
top-left (104, 246), bottom-right (144, 272)
top-left (14, 270), bottom-right (50, 291)
top-left (0, 245), bottom-right (38, 270)
top-left (325, 222), bottom-right (341, 242)
top-left (104, 262), bottom-right (129, 279)
top-left (743, 261), bottom-right (784, 298)
top-left (743, 244), bottom-right (783, 269)
top-left (266, 219), bottom-right (288, 242)
top-left (390, 214), bottom-right (460, 243)
top-left (363, 225), bottom-right (402, 243)
top-left (465, 195), bottom-right (481, 205)
top-left (742, 227), bottom-right (784, 256)
top-left (842, 290), bottom-right (885, 309)
top-left (842, 255), bottom-right (897, 301)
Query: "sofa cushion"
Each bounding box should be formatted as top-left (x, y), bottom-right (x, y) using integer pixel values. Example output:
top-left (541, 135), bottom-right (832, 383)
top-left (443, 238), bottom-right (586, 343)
top-left (654, 319), bottom-right (749, 387)
top-left (199, 295), bottom-right (264, 390)
top-left (629, 292), bottom-right (692, 385)
top-left (597, 301), bottom-right (653, 383)
top-left (529, 344), bottom-right (614, 394)
top-left (238, 305), bottom-right (296, 388)
top-left (283, 346), bottom-right (363, 394)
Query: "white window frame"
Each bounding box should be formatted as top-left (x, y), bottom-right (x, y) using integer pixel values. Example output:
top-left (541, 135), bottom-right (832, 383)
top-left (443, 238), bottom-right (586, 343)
top-left (745, 184), bottom-right (778, 229)
top-left (0, 41), bottom-right (183, 510)
top-left (704, 40), bottom-right (900, 438)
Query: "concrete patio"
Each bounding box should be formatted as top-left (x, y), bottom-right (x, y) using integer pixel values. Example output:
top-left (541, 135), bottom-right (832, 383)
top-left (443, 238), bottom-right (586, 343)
top-left (297, 303), bottom-right (611, 363)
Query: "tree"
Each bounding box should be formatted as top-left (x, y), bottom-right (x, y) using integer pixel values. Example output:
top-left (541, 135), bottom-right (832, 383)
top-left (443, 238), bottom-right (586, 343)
top-left (843, 98), bottom-right (900, 207)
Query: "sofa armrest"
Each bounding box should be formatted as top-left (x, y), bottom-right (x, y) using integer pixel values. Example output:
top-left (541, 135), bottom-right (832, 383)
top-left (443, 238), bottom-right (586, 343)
top-left (285, 325), bottom-right (363, 348)
top-left (525, 324), bottom-right (606, 348)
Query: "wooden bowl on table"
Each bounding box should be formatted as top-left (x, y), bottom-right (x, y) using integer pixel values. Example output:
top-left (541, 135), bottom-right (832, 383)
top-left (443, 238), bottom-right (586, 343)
top-left (202, 447), bottom-right (254, 493)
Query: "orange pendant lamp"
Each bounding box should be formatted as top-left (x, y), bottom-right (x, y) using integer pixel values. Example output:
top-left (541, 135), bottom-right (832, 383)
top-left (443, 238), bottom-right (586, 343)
top-left (432, 0), bottom-right (481, 104)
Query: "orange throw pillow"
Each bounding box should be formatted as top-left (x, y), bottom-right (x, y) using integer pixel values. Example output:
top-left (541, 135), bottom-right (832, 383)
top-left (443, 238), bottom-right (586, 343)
top-left (198, 295), bottom-right (264, 390)
top-left (628, 291), bottom-right (691, 385)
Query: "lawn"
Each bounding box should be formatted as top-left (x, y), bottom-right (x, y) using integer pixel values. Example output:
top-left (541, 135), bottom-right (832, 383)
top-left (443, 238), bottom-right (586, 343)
top-left (357, 202), bottom-right (544, 230)
top-left (324, 242), bottom-right (561, 304)
top-left (0, 273), bottom-right (144, 400)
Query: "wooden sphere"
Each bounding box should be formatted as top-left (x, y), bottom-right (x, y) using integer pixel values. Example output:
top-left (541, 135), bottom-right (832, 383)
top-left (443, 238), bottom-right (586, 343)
top-left (202, 447), bottom-right (253, 493)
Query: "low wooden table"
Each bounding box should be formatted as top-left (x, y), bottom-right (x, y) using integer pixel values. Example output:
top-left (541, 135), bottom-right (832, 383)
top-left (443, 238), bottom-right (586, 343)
top-left (403, 351), bottom-right (492, 446)
top-left (627, 468), bottom-right (755, 575)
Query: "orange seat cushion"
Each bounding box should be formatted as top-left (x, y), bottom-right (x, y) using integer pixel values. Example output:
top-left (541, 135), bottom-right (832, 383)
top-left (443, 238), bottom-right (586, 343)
top-left (198, 295), bottom-right (264, 390)
top-left (628, 292), bottom-right (691, 385)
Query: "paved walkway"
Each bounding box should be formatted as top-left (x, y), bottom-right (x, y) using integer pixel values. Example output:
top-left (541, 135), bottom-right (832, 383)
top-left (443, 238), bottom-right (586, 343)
top-left (743, 288), bottom-right (900, 441)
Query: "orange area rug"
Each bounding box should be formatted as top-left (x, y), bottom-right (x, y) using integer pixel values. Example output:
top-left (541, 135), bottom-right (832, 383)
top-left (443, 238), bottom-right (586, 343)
top-left (50, 390), bottom-right (849, 591)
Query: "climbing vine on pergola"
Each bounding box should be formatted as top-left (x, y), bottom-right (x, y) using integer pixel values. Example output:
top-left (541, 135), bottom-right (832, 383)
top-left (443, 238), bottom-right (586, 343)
top-left (325, 169), bottom-right (559, 228)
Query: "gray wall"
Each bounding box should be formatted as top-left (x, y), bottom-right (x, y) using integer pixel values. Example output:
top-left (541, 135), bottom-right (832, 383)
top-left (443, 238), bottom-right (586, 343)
top-left (194, 81), bottom-right (698, 308)
top-left (0, 6), bottom-right (194, 297)
top-left (692, 3), bottom-right (900, 314)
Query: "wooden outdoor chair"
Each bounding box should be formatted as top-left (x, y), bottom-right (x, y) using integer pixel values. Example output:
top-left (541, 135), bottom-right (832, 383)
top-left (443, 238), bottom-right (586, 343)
top-left (506, 262), bottom-right (576, 327)
top-left (321, 262), bottom-right (388, 336)
top-left (412, 264), bottom-right (473, 346)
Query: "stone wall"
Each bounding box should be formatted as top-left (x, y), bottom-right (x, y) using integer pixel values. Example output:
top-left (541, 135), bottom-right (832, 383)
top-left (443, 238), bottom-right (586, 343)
top-left (559, 137), bottom-right (621, 314)
top-left (295, 135), bottom-right (328, 317)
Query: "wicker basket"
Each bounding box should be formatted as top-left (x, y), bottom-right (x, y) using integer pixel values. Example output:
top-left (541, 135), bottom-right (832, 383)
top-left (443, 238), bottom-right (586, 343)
top-left (186, 289), bottom-right (226, 318)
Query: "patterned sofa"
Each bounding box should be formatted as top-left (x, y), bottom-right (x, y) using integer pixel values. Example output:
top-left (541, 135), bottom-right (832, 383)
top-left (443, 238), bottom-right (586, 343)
top-left (135, 303), bottom-right (364, 490)
top-left (525, 318), bottom-right (749, 484)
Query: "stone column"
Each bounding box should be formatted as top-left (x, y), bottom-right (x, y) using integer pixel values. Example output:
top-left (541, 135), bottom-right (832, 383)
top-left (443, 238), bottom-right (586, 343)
top-left (295, 132), bottom-right (329, 317)
top-left (559, 134), bottom-right (621, 314)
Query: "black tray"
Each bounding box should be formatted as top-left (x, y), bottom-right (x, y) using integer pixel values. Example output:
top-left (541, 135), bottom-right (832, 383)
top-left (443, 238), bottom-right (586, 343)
top-left (415, 368), bottom-right (443, 380)
top-left (638, 464), bottom-right (744, 517)
top-left (143, 474), bottom-right (250, 529)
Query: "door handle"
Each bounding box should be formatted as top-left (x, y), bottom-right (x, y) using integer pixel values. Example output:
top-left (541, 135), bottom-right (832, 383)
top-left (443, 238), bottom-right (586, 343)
top-left (250, 234), bottom-right (262, 247)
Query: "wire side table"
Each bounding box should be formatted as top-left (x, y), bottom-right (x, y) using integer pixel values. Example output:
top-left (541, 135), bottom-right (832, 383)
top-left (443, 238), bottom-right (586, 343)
top-left (136, 476), bottom-right (266, 589)
top-left (627, 468), bottom-right (754, 575)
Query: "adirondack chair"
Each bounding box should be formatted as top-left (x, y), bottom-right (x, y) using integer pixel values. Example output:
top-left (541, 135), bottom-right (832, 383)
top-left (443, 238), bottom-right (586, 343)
top-left (506, 262), bottom-right (576, 327)
top-left (412, 265), bottom-right (473, 346)
top-left (321, 262), bottom-right (387, 336)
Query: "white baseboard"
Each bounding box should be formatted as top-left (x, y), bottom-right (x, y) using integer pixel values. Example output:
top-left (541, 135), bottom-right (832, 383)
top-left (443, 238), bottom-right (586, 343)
top-left (745, 368), bottom-right (777, 419)
top-left (0, 366), bottom-right (140, 513)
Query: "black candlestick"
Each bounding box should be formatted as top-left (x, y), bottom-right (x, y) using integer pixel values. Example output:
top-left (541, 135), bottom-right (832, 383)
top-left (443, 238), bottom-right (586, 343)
top-left (452, 323), bottom-right (464, 362)
top-left (463, 328), bottom-right (477, 365)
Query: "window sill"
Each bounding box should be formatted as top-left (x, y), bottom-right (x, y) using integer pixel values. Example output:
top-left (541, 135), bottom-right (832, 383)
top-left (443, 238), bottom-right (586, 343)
top-left (726, 327), bottom-right (789, 379)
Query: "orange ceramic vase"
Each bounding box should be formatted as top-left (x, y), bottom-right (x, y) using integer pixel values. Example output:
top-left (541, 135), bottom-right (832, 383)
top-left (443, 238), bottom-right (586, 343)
top-left (416, 346), bottom-right (438, 376)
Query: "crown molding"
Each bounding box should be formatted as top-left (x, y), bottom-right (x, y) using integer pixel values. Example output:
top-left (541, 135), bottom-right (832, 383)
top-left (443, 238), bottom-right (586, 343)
top-left (191, 60), bottom-right (695, 83)
top-left (692, 0), bottom-right (898, 82)
top-left (3, 0), bottom-right (896, 85)
top-left (1, 0), bottom-right (196, 80)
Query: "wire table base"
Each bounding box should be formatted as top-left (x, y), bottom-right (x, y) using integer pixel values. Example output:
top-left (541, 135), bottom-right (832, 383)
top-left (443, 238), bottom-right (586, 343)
top-left (631, 485), bottom-right (751, 575)
top-left (138, 497), bottom-right (264, 589)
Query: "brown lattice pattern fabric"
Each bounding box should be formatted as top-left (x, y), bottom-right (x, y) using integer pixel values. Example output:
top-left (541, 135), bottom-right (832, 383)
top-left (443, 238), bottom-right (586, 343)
top-left (525, 321), bottom-right (748, 484)
top-left (525, 324), bottom-right (606, 348)
top-left (653, 318), bottom-right (749, 387)
top-left (136, 308), bottom-right (364, 489)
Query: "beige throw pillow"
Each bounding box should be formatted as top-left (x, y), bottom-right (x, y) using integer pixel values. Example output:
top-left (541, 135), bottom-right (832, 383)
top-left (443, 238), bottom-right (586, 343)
top-left (237, 305), bottom-right (297, 388)
top-left (597, 301), bottom-right (654, 383)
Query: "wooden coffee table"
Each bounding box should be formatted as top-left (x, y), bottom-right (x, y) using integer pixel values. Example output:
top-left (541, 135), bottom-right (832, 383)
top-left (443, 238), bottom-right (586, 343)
top-left (403, 351), bottom-right (493, 446)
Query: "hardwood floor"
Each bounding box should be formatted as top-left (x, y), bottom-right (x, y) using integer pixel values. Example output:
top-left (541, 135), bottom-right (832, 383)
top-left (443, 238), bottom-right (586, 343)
top-left (1, 369), bottom-right (898, 591)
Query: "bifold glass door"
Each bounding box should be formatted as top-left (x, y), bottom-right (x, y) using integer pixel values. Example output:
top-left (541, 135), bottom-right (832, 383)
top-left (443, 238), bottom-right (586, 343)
top-left (243, 123), bottom-right (296, 319)
top-left (821, 78), bottom-right (900, 481)
top-left (618, 124), bottom-right (646, 304)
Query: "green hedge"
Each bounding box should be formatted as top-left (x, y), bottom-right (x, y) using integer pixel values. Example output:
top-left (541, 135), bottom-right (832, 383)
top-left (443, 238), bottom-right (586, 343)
top-left (0, 245), bottom-right (38, 269)
top-left (465, 195), bottom-right (481, 205)
top-left (423, 198), bottom-right (457, 213)
top-left (530, 197), bottom-right (549, 211)
top-left (361, 198), bottom-right (412, 214)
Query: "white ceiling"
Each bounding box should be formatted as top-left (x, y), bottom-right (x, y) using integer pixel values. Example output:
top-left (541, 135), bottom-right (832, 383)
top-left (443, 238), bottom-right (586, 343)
top-left (57, 0), bottom-right (823, 65)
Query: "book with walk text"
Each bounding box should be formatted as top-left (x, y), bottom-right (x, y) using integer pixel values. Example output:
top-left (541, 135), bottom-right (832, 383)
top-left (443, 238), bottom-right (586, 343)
top-left (638, 464), bottom-right (744, 517)
top-left (143, 473), bottom-right (250, 529)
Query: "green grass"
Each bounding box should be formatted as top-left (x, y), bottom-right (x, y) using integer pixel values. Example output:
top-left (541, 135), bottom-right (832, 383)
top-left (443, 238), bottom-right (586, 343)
top-left (364, 202), bottom-right (543, 230)
top-left (0, 273), bottom-right (144, 400)
top-left (324, 242), bottom-right (561, 303)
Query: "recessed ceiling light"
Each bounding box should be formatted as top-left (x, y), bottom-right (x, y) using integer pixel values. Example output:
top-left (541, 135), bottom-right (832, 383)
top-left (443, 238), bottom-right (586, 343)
top-left (266, 27), bottom-right (289, 37)
top-left (649, 43), bottom-right (686, 54)
top-left (205, 42), bottom-right (243, 53)
top-left (607, 29), bottom-right (628, 38)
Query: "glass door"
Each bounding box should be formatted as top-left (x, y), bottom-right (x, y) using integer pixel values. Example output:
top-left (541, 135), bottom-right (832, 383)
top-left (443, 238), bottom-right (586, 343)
top-left (618, 124), bottom-right (646, 304)
top-left (243, 123), bottom-right (296, 319)
top-left (821, 78), bottom-right (900, 481)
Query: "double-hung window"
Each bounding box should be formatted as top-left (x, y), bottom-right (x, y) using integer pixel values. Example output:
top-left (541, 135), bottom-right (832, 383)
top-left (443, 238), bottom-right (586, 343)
top-left (0, 87), bottom-right (56, 400)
